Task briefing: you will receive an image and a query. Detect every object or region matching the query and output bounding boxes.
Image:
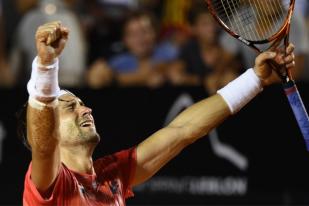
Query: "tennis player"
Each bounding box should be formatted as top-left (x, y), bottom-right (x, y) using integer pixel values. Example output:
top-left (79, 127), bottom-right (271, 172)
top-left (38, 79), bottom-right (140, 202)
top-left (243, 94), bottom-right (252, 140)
top-left (22, 21), bottom-right (295, 205)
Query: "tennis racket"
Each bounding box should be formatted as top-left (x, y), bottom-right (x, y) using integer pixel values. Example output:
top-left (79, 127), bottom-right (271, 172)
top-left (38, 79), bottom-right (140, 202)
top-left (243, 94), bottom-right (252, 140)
top-left (205, 0), bottom-right (309, 150)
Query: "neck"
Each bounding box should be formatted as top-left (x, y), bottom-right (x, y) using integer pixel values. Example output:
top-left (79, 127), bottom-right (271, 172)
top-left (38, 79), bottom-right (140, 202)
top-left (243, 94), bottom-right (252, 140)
top-left (60, 145), bottom-right (95, 174)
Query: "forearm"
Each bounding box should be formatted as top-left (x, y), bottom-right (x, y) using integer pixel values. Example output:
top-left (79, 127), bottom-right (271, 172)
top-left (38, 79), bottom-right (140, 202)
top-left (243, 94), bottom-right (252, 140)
top-left (27, 101), bottom-right (58, 154)
top-left (28, 104), bottom-right (60, 193)
top-left (27, 97), bottom-right (60, 193)
top-left (169, 94), bottom-right (230, 142)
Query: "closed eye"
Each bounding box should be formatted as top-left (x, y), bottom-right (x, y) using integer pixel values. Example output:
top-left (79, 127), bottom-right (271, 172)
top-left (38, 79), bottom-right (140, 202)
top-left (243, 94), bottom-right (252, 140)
top-left (66, 102), bottom-right (76, 111)
top-left (78, 100), bottom-right (85, 107)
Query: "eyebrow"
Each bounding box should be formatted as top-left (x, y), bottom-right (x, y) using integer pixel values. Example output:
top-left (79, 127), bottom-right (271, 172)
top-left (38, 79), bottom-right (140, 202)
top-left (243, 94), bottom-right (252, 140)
top-left (58, 98), bottom-right (75, 103)
top-left (58, 98), bottom-right (84, 106)
top-left (78, 99), bottom-right (85, 105)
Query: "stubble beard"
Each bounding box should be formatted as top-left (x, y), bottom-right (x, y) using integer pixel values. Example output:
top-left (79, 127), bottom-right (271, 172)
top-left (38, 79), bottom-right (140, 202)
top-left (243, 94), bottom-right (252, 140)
top-left (78, 127), bottom-right (101, 145)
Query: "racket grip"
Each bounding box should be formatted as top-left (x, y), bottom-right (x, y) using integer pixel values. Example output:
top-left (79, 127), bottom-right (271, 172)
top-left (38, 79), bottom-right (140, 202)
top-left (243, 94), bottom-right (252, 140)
top-left (283, 81), bottom-right (309, 151)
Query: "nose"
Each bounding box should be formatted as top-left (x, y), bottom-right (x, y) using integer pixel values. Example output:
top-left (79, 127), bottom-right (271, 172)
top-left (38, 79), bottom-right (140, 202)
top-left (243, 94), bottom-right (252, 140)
top-left (81, 106), bottom-right (92, 117)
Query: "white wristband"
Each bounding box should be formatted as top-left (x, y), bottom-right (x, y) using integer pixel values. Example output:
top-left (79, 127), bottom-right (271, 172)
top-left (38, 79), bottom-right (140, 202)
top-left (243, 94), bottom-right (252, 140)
top-left (217, 68), bottom-right (263, 114)
top-left (27, 56), bottom-right (60, 99)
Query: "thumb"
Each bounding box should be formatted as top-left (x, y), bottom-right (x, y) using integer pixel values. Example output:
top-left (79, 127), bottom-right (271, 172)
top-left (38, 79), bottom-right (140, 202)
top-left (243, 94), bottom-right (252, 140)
top-left (255, 51), bottom-right (277, 66)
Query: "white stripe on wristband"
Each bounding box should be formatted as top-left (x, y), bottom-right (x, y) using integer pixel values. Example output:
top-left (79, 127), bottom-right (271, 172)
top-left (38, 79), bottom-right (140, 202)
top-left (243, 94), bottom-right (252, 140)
top-left (217, 68), bottom-right (263, 114)
top-left (28, 90), bottom-right (74, 110)
top-left (28, 97), bottom-right (58, 110)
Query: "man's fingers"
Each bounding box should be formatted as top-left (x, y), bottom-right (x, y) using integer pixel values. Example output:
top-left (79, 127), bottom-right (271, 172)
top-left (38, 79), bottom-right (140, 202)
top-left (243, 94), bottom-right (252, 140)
top-left (37, 21), bottom-right (61, 33)
top-left (286, 43), bottom-right (295, 54)
top-left (60, 27), bottom-right (69, 38)
top-left (274, 53), bottom-right (285, 65)
top-left (36, 23), bottom-right (61, 36)
top-left (35, 21), bottom-right (63, 45)
top-left (255, 51), bottom-right (277, 66)
top-left (286, 61), bottom-right (295, 69)
top-left (284, 53), bottom-right (295, 64)
top-left (46, 28), bottom-right (62, 45)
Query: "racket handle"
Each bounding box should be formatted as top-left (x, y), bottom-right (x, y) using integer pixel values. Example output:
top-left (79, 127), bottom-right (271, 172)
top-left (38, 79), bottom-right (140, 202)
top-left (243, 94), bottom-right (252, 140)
top-left (283, 81), bottom-right (309, 151)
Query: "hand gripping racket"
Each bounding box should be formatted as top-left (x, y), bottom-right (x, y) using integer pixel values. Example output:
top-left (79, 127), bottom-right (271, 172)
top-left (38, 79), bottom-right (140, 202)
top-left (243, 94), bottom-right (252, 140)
top-left (205, 0), bottom-right (309, 150)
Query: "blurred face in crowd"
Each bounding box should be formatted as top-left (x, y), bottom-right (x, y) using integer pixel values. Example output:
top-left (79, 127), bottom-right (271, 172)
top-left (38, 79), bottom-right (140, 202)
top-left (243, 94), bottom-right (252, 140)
top-left (57, 93), bottom-right (100, 148)
top-left (124, 16), bottom-right (156, 58)
top-left (193, 12), bottom-right (218, 45)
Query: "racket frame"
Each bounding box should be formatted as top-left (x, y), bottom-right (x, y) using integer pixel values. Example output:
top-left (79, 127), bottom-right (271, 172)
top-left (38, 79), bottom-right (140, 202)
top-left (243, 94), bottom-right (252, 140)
top-left (205, 0), bottom-right (296, 54)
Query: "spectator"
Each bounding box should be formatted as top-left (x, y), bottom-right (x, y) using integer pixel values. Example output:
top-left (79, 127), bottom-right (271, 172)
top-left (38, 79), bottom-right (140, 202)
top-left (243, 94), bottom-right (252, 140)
top-left (10, 0), bottom-right (87, 87)
top-left (220, 0), bottom-right (309, 81)
top-left (83, 0), bottom-right (139, 64)
top-left (87, 11), bottom-right (178, 88)
top-left (168, 7), bottom-right (240, 94)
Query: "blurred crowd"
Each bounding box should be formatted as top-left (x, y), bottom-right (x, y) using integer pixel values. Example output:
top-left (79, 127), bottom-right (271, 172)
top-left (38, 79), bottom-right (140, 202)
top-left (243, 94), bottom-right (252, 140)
top-left (0, 0), bottom-right (309, 94)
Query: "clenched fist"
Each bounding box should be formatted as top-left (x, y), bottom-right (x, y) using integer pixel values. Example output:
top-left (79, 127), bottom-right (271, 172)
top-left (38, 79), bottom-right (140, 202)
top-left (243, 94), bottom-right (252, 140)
top-left (35, 21), bottom-right (69, 65)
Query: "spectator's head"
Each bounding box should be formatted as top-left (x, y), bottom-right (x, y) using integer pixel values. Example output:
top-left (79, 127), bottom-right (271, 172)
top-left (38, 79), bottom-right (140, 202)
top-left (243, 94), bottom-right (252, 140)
top-left (189, 7), bottom-right (218, 45)
top-left (123, 11), bottom-right (157, 58)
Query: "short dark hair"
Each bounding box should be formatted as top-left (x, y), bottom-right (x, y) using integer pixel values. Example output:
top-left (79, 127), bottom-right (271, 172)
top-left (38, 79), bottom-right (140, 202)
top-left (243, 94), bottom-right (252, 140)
top-left (122, 10), bottom-right (158, 35)
top-left (16, 102), bottom-right (31, 150)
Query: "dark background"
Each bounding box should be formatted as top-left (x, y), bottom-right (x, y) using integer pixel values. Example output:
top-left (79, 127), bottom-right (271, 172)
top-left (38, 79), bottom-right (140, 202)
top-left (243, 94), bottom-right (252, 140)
top-left (0, 84), bottom-right (309, 205)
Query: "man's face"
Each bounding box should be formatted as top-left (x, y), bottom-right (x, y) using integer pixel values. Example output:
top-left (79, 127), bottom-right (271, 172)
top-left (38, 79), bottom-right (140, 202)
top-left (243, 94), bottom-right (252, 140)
top-left (57, 93), bottom-right (100, 147)
top-left (194, 13), bottom-right (218, 44)
top-left (124, 16), bottom-right (156, 58)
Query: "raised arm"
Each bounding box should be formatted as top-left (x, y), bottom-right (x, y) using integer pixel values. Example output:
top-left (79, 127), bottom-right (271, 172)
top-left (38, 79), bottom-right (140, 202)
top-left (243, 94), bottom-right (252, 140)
top-left (27, 21), bottom-right (68, 196)
top-left (133, 45), bottom-right (296, 186)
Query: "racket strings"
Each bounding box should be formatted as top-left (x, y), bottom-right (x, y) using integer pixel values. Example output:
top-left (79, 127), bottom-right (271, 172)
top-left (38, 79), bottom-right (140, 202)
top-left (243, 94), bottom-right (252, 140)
top-left (211, 0), bottom-right (290, 41)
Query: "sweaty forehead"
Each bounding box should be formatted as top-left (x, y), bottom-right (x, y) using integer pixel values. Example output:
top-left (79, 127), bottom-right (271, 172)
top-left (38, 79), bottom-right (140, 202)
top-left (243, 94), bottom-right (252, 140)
top-left (58, 93), bottom-right (82, 104)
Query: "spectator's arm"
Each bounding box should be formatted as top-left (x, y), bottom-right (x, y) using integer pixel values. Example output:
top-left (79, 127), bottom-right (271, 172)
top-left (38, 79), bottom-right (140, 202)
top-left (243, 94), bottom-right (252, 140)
top-left (167, 60), bottom-right (201, 86)
top-left (115, 60), bottom-right (164, 87)
top-left (86, 59), bottom-right (114, 89)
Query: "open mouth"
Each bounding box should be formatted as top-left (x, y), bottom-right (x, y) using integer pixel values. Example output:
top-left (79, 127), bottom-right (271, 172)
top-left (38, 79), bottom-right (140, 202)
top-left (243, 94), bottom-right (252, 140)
top-left (80, 120), bottom-right (93, 127)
